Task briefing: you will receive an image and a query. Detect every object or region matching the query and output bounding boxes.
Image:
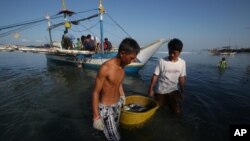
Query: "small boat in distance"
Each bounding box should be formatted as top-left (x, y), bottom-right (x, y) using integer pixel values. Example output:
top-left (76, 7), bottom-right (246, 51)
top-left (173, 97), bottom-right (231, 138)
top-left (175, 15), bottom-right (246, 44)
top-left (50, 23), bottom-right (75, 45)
top-left (208, 49), bottom-right (236, 55)
top-left (219, 51), bottom-right (236, 55)
top-left (208, 37), bottom-right (237, 56)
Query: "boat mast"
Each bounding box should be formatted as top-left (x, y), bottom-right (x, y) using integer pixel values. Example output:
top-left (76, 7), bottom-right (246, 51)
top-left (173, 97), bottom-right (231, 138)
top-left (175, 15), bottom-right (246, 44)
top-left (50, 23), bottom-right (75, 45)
top-left (57, 0), bottom-right (74, 34)
top-left (99, 0), bottom-right (105, 53)
top-left (46, 14), bottom-right (53, 46)
top-left (61, 0), bottom-right (71, 33)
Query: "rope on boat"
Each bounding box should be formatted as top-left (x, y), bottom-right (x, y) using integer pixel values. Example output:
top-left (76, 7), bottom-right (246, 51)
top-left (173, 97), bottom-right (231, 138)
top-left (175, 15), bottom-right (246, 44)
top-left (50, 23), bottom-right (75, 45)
top-left (0, 22), bottom-right (45, 38)
top-left (106, 13), bottom-right (131, 37)
top-left (75, 8), bottom-right (99, 14)
top-left (0, 8), bottom-right (98, 37)
top-left (70, 21), bottom-right (99, 33)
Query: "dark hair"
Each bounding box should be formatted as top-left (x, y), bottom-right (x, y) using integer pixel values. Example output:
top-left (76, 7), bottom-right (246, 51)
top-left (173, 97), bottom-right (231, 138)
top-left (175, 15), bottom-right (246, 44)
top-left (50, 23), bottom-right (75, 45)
top-left (87, 34), bottom-right (91, 38)
top-left (168, 38), bottom-right (183, 52)
top-left (118, 38), bottom-right (140, 55)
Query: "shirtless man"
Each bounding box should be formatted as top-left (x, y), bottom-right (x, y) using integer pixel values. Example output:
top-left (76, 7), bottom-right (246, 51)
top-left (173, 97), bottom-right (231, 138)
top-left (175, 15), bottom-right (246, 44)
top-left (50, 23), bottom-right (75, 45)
top-left (92, 38), bottom-right (140, 141)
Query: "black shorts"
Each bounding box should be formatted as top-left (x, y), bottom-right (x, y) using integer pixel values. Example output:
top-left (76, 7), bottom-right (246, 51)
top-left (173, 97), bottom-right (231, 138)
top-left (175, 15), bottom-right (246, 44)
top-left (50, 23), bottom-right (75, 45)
top-left (155, 90), bottom-right (182, 113)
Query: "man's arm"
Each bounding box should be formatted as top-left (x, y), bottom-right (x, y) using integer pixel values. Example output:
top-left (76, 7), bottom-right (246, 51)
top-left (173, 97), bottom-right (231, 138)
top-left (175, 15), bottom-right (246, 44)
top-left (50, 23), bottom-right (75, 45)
top-left (92, 65), bottom-right (107, 120)
top-left (119, 82), bottom-right (125, 97)
top-left (119, 79), bottom-right (126, 105)
top-left (178, 76), bottom-right (185, 94)
top-left (148, 74), bottom-right (158, 97)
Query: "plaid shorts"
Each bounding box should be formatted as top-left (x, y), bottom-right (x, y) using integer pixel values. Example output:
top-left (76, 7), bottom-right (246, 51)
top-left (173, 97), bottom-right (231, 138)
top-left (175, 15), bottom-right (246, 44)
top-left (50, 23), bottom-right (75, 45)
top-left (99, 99), bottom-right (122, 141)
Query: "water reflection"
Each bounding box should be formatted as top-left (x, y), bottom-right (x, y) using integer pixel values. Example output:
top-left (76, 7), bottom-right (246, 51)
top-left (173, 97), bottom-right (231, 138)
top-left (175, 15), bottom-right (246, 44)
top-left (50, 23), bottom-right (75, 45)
top-left (46, 60), bottom-right (97, 87)
top-left (241, 65), bottom-right (250, 85)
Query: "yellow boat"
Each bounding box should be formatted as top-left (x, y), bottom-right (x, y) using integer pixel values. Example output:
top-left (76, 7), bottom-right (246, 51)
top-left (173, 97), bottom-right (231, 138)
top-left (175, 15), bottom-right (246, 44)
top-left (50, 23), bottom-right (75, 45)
top-left (120, 95), bottom-right (159, 128)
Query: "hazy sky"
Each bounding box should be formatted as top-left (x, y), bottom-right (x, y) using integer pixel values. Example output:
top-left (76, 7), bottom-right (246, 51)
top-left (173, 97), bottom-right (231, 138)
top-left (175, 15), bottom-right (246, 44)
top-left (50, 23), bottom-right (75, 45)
top-left (0, 0), bottom-right (250, 51)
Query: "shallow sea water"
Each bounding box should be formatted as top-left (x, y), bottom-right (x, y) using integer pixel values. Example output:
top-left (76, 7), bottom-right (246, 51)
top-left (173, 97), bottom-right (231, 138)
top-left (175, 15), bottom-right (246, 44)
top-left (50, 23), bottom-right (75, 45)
top-left (0, 51), bottom-right (250, 141)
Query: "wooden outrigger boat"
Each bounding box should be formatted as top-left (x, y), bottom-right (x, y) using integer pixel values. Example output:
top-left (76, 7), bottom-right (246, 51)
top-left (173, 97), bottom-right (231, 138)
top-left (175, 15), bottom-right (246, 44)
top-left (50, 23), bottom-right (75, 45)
top-left (0, 0), bottom-right (167, 73)
top-left (46, 39), bottom-right (167, 73)
top-left (45, 0), bottom-right (167, 73)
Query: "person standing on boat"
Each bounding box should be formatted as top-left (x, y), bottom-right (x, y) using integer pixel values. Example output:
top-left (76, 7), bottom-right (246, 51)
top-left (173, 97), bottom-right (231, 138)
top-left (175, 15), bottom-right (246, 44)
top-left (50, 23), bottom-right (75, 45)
top-left (148, 38), bottom-right (186, 114)
top-left (61, 31), bottom-right (67, 49)
top-left (218, 57), bottom-right (227, 69)
top-left (61, 30), bottom-right (73, 50)
top-left (92, 38), bottom-right (140, 141)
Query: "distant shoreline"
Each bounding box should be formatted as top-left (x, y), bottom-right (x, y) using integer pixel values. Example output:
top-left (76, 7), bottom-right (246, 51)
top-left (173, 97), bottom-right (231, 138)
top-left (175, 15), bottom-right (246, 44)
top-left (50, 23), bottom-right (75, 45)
top-left (207, 48), bottom-right (250, 53)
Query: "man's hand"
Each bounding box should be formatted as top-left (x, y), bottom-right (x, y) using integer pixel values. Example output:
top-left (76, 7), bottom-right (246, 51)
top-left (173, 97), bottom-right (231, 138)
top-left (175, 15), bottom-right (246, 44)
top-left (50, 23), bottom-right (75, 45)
top-left (148, 89), bottom-right (155, 98)
top-left (93, 118), bottom-right (104, 131)
top-left (120, 95), bottom-right (126, 106)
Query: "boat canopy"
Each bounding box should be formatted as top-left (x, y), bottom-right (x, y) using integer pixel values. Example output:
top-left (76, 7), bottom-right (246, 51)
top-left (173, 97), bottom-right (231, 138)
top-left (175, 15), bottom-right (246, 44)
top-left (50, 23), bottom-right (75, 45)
top-left (57, 9), bottom-right (75, 16)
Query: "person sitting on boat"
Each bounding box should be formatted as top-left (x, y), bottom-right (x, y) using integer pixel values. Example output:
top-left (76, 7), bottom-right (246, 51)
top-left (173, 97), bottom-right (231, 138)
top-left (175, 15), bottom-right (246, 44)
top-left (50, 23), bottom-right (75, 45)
top-left (148, 38), bottom-right (186, 114)
top-left (92, 38), bottom-right (140, 141)
top-left (104, 38), bottom-right (113, 51)
top-left (80, 35), bottom-right (86, 50)
top-left (61, 30), bottom-right (73, 50)
top-left (75, 38), bottom-right (82, 50)
top-left (96, 42), bottom-right (101, 51)
top-left (218, 57), bottom-right (227, 69)
top-left (83, 34), bottom-right (95, 51)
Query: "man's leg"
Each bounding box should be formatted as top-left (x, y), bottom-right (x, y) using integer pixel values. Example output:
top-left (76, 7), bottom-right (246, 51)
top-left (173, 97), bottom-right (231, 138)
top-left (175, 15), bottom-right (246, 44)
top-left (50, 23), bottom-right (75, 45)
top-left (154, 93), bottom-right (167, 107)
top-left (168, 91), bottom-right (182, 114)
top-left (99, 102), bottom-right (122, 141)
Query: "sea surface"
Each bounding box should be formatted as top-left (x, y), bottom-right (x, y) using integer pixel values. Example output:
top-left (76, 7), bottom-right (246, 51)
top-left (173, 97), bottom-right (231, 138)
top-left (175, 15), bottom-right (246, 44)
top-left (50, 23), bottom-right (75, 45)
top-left (0, 51), bottom-right (250, 141)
